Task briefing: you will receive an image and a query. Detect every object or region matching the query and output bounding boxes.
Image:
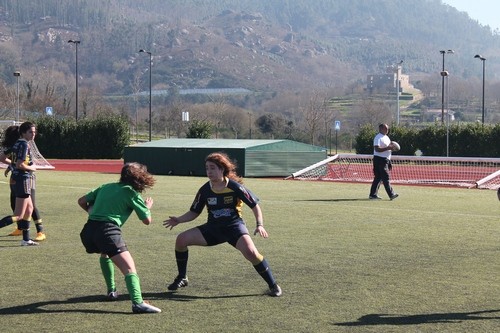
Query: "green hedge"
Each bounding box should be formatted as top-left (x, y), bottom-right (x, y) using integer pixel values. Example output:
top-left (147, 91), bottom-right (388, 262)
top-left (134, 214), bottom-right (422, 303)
top-left (33, 115), bottom-right (130, 159)
top-left (355, 123), bottom-right (500, 157)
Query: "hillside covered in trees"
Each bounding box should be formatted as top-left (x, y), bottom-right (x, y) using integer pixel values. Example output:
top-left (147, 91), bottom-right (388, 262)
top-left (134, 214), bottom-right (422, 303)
top-left (1, 0), bottom-right (499, 92)
top-left (0, 0), bottom-right (499, 146)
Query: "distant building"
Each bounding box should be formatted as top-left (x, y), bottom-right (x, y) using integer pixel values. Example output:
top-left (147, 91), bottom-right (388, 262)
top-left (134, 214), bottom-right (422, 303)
top-left (426, 109), bottom-right (455, 122)
top-left (133, 88), bottom-right (252, 97)
top-left (367, 65), bottom-right (411, 94)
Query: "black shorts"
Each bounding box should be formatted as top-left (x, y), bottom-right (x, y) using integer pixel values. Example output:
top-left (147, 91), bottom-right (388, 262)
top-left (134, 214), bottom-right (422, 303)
top-left (10, 175), bottom-right (33, 199)
top-left (80, 220), bottom-right (128, 257)
top-left (197, 220), bottom-right (249, 247)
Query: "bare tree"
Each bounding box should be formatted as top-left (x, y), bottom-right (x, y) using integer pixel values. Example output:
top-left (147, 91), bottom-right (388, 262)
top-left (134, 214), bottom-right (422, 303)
top-left (302, 90), bottom-right (331, 145)
top-left (0, 81), bottom-right (17, 119)
top-left (129, 71), bottom-right (143, 141)
top-left (352, 98), bottom-right (392, 128)
top-left (164, 100), bottom-right (186, 138)
top-left (222, 106), bottom-right (246, 139)
top-left (208, 95), bottom-right (229, 138)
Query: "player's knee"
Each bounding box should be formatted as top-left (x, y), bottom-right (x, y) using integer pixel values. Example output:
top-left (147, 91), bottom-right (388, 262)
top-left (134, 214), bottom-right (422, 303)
top-left (175, 235), bottom-right (189, 249)
top-left (176, 230), bottom-right (198, 247)
top-left (241, 248), bottom-right (260, 262)
top-left (17, 219), bottom-right (30, 230)
top-left (107, 246), bottom-right (129, 258)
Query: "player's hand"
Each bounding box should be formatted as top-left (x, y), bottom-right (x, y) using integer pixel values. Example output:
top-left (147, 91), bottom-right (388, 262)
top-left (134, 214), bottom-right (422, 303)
top-left (144, 197), bottom-right (153, 209)
top-left (4, 165), bottom-right (13, 177)
top-left (253, 225), bottom-right (269, 238)
top-left (163, 217), bottom-right (179, 230)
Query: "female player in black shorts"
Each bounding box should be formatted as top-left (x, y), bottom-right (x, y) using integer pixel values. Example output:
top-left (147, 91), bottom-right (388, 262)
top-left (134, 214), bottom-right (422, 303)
top-left (163, 152), bottom-right (282, 297)
top-left (0, 122), bottom-right (38, 245)
top-left (0, 125), bottom-right (46, 241)
top-left (78, 162), bottom-right (161, 313)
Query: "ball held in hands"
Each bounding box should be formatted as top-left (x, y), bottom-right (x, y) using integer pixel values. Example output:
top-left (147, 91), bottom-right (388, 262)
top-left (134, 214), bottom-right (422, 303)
top-left (391, 141), bottom-right (401, 152)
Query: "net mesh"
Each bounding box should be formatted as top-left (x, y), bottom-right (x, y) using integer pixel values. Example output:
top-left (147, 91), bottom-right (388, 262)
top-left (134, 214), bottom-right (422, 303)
top-left (286, 154), bottom-right (500, 190)
top-left (0, 120), bottom-right (54, 170)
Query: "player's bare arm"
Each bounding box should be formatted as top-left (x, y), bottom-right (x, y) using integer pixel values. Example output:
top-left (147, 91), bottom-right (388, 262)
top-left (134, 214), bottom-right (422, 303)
top-left (251, 204), bottom-right (269, 238)
top-left (163, 211), bottom-right (199, 229)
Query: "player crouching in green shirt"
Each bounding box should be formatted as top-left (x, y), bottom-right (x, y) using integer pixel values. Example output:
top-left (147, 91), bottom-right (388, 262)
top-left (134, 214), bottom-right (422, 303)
top-left (77, 162), bottom-right (161, 314)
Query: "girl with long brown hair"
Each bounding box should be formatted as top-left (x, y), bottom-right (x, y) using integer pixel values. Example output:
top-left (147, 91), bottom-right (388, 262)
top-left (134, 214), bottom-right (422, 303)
top-left (164, 152), bottom-right (282, 297)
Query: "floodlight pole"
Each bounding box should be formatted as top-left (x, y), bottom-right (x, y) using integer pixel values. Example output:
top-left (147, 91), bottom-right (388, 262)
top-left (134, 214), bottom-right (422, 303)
top-left (440, 70), bottom-right (449, 156)
top-left (395, 60), bottom-right (403, 125)
top-left (248, 112), bottom-right (252, 139)
top-left (440, 50), bottom-right (454, 124)
top-left (445, 73), bottom-right (450, 157)
top-left (13, 71), bottom-right (20, 122)
top-left (474, 55), bottom-right (486, 124)
top-left (68, 39), bottom-right (80, 121)
top-left (139, 49), bottom-right (152, 141)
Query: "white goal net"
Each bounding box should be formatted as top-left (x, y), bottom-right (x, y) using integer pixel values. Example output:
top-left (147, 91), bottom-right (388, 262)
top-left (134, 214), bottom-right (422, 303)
top-left (286, 154), bottom-right (500, 190)
top-left (0, 120), bottom-right (55, 170)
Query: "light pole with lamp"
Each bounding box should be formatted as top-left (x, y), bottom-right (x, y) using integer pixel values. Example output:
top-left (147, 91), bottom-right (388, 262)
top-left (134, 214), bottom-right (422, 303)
top-left (139, 49), bottom-right (152, 141)
top-left (441, 70), bottom-right (450, 156)
top-left (248, 112), bottom-right (252, 139)
top-left (13, 71), bottom-right (20, 122)
top-left (395, 60), bottom-right (403, 125)
top-left (440, 49), bottom-right (454, 123)
top-left (474, 54), bottom-right (486, 124)
top-left (68, 39), bottom-right (80, 121)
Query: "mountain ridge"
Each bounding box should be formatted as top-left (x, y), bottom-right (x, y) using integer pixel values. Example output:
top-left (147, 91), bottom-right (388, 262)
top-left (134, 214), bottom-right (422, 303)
top-left (1, 0), bottom-right (499, 97)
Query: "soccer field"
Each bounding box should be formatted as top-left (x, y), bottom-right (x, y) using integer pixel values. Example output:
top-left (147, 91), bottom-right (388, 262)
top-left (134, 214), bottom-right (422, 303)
top-left (0, 171), bottom-right (498, 333)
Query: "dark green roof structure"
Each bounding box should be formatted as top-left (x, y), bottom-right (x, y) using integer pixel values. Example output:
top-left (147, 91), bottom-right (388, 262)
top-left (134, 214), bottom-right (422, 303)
top-left (123, 139), bottom-right (326, 177)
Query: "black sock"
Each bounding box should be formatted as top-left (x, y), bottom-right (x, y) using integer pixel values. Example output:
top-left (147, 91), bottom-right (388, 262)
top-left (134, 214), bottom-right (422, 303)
top-left (253, 259), bottom-right (277, 288)
top-left (22, 229), bottom-right (30, 241)
top-left (0, 215), bottom-right (15, 228)
top-left (17, 219), bottom-right (31, 241)
top-left (175, 250), bottom-right (189, 278)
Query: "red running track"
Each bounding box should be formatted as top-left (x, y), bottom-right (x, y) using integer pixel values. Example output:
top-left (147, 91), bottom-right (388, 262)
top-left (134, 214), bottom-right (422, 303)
top-left (48, 160), bottom-right (123, 173)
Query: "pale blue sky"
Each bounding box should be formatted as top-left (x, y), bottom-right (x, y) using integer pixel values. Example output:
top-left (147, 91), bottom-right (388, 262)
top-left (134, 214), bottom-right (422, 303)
top-left (444, 0), bottom-right (500, 31)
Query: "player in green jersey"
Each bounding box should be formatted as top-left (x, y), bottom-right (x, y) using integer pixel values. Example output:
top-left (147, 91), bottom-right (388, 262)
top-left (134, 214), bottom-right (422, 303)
top-left (78, 162), bottom-right (161, 314)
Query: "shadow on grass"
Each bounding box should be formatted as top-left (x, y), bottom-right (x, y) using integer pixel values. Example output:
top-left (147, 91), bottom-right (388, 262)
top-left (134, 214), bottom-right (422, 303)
top-left (296, 198), bottom-right (370, 202)
top-left (0, 235), bottom-right (22, 247)
top-left (0, 295), bottom-right (130, 314)
top-left (0, 292), bottom-right (264, 315)
top-left (0, 235), bottom-right (19, 239)
top-left (144, 291), bottom-right (263, 302)
top-left (334, 309), bottom-right (500, 326)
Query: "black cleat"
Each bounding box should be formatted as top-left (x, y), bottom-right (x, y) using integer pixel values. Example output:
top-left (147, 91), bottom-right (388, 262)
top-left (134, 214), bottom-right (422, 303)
top-left (268, 284), bottom-right (282, 297)
top-left (167, 276), bottom-right (188, 291)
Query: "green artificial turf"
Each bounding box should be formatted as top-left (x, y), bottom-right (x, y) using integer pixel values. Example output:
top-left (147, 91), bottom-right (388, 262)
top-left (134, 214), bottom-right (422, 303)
top-left (0, 171), bottom-right (498, 333)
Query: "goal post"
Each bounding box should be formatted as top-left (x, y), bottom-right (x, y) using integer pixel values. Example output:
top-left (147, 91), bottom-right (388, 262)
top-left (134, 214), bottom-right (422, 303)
top-left (26, 140), bottom-right (55, 170)
top-left (286, 153), bottom-right (500, 190)
top-left (476, 170), bottom-right (500, 190)
top-left (0, 120), bottom-right (55, 170)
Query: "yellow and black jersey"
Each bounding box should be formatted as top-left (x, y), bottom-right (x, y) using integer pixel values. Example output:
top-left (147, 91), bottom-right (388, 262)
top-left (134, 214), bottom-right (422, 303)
top-left (190, 179), bottom-right (259, 225)
top-left (11, 139), bottom-right (32, 177)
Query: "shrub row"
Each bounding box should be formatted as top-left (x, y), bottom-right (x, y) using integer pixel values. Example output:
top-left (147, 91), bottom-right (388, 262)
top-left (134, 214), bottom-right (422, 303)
top-left (33, 115), bottom-right (130, 159)
top-left (355, 123), bottom-right (500, 157)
